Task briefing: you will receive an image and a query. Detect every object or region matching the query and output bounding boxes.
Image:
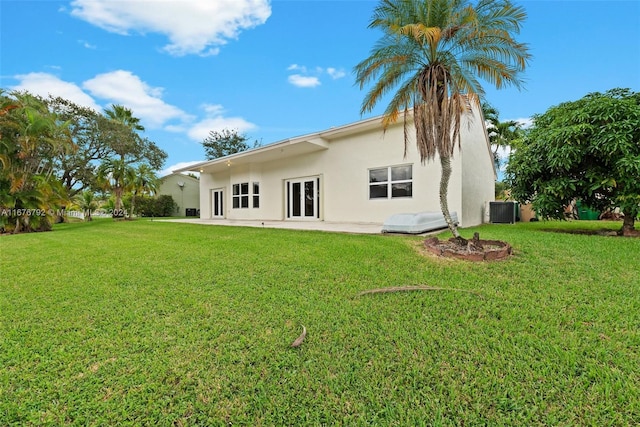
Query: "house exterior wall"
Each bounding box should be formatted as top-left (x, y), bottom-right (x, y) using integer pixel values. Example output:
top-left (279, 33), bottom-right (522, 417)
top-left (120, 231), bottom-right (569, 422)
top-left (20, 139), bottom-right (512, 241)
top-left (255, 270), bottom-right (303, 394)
top-left (460, 107), bottom-right (497, 226)
top-left (159, 173), bottom-right (200, 216)
top-left (196, 115), bottom-right (491, 226)
top-left (190, 112), bottom-right (495, 227)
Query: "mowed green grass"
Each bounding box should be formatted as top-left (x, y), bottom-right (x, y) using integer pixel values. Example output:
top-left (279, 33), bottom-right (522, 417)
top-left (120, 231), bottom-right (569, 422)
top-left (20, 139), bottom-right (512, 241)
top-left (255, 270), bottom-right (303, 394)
top-left (1, 219), bottom-right (638, 426)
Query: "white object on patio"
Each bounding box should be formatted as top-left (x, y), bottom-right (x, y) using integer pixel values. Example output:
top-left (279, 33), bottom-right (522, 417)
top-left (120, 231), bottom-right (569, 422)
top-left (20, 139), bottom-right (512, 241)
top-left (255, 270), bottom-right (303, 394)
top-left (381, 211), bottom-right (458, 234)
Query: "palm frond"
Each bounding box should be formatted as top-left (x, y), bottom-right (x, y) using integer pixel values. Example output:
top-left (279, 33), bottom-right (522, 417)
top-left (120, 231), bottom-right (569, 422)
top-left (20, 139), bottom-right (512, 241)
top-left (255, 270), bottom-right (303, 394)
top-left (354, 0), bottom-right (530, 169)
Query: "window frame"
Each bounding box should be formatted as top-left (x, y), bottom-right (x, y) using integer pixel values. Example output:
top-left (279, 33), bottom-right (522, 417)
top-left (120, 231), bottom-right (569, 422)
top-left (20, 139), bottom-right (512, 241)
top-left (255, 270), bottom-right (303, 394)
top-left (368, 164), bottom-right (413, 200)
top-left (232, 182), bottom-right (250, 209)
top-left (232, 182), bottom-right (260, 209)
top-left (252, 182), bottom-right (260, 208)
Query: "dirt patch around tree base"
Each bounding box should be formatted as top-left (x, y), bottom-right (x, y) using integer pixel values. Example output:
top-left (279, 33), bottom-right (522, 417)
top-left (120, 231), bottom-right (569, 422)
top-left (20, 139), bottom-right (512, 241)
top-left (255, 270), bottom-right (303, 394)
top-left (423, 235), bottom-right (513, 262)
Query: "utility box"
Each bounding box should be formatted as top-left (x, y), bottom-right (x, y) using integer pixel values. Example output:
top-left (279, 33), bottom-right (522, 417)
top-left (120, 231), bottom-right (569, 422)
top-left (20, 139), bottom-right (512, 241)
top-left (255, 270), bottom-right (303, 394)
top-left (490, 201), bottom-right (518, 224)
top-left (185, 208), bottom-right (198, 217)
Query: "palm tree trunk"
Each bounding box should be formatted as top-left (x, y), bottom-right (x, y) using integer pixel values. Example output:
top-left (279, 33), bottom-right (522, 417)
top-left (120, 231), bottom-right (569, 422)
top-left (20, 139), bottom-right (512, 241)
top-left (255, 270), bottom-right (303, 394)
top-left (114, 187), bottom-right (124, 219)
top-left (439, 155), bottom-right (462, 239)
top-left (130, 192), bottom-right (136, 219)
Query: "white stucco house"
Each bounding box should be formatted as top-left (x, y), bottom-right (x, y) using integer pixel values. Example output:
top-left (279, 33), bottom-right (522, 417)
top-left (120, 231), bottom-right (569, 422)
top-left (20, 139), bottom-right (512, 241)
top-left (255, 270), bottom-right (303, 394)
top-left (174, 108), bottom-right (495, 228)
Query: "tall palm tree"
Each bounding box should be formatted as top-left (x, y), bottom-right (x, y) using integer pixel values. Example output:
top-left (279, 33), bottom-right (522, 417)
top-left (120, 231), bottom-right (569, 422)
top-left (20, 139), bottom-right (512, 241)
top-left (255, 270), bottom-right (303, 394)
top-left (483, 102), bottom-right (522, 169)
top-left (101, 104), bottom-right (145, 218)
top-left (97, 158), bottom-right (135, 218)
top-left (104, 104), bottom-right (144, 133)
top-left (103, 104), bottom-right (145, 161)
top-left (129, 164), bottom-right (159, 218)
top-left (489, 118), bottom-right (522, 169)
top-left (355, 0), bottom-right (530, 240)
top-left (75, 190), bottom-right (98, 221)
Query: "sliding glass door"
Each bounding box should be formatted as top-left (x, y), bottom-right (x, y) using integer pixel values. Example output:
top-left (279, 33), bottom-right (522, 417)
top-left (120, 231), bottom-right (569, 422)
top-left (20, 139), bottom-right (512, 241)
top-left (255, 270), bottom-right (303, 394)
top-left (286, 177), bottom-right (320, 220)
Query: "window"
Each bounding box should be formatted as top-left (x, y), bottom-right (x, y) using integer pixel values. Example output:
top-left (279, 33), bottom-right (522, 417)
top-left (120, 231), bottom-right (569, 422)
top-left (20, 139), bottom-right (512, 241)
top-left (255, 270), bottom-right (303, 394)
top-left (369, 165), bottom-right (412, 199)
top-left (232, 183), bottom-right (249, 208)
top-left (252, 182), bottom-right (260, 208)
top-left (232, 182), bottom-right (259, 209)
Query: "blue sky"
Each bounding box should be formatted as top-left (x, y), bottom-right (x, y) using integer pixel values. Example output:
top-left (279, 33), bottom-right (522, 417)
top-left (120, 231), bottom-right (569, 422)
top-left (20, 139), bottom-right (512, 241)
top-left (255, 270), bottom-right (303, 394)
top-left (1, 0), bottom-right (639, 176)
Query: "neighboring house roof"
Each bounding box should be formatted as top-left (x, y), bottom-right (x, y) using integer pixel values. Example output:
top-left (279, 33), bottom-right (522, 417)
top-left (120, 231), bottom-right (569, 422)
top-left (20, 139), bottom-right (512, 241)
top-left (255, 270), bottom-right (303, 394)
top-left (160, 172), bottom-right (200, 183)
top-left (174, 108), bottom-right (495, 177)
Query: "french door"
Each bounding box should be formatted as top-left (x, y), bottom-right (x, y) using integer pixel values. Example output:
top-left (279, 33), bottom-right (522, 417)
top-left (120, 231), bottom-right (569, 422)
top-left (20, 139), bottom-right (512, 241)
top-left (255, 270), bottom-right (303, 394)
top-left (211, 189), bottom-right (224, 218)
top-left (286, 177), bottom-right (320, 220)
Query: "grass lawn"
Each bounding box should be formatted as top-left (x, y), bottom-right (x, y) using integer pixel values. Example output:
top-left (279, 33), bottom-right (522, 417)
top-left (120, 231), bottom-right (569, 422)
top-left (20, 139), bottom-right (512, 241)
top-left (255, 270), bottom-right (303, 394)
top-left (1, 219), bottom-right (638, 425)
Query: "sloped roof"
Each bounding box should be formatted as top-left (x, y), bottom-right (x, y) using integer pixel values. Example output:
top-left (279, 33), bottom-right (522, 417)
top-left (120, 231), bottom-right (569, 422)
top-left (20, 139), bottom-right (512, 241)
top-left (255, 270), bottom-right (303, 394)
top-left (174, 107), bottom-right (494, 176)
top-left (172, 114), bottom-right (387, 174)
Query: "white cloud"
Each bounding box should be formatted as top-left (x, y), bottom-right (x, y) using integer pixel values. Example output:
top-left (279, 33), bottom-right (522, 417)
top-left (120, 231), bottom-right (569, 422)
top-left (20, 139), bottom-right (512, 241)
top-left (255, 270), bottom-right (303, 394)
top-left (327, 67), bottom-right (346, 79)
top-left (161, 161), bottom-right (203, 177)
top-left (79, 40), bottom-right (97, 49)
top-left (82, 70), bottom-right (190, 128)
top-left (187, 104), bottom-right (257, 141)
top-left (286, 64), bottom-right (345, 88)
top-left (11, 72), bottom-right (102, 111)
top-left (11, 70), bottom-right (259, 149)
top-left (288, 74), bottom-right (321, 88)
top-left (69, 0), bottom-right (271, 56)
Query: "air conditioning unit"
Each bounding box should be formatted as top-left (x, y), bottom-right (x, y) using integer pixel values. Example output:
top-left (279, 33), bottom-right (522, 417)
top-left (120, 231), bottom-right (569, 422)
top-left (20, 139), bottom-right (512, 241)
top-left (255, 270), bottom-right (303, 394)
top-left (490, 201), bottom-right (518, 224)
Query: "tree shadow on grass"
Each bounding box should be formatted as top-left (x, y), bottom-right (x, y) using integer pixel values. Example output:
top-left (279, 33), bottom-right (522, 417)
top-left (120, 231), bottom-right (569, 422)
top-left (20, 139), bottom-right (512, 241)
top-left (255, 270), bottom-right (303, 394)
top-left (541, 228), bottom-right (640, 238)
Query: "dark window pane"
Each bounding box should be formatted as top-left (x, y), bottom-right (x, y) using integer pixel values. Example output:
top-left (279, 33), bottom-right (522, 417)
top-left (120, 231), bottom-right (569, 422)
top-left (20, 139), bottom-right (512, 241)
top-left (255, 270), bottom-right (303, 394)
top-left (292, 183), bottom-right (301, 216)
top-left (391, 165), bottom-right (412, 181)
top-left (392, 182), bottom-right (412, 198)
top-left (369, 184), bottom-right (388, 199)
top-left (253, 196), bottom-right (259, 208)
top-left (241, 183), bottom-right (249, 195)
top-left (253, 182), bottom-right (259, 195)
top-left (233, 197), bottom-right (239, 209)
top-left (316, 178), bottom-right (320, 218)
top-left (241, 195), bottom-right (249, 208)
top-left (233, 184), bottom-right (239, 195)
top-left (304, 181), bottom-right (314, 217)
top-left (369, 168), bottom-right (388, 183)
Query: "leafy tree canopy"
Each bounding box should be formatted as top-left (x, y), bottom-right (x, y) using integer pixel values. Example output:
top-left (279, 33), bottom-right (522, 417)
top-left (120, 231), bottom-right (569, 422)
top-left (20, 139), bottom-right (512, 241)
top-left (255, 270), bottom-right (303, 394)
top-left (506, 88), bottom-right (640, 233)
top-left (0, 90), bottom-right (73, 232)
top-left (202, 128), bottom-right (261, 160)
top-left (47, 96), bottom-right (113, 196)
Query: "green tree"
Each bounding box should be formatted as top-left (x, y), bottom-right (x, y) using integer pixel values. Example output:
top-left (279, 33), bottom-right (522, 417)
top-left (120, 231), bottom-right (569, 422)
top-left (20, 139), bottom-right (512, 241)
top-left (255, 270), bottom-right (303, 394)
top-left (103, 104), bottom-right (166, 170)
top-left (100, 105), bottom-right (166, 217)
top-left (104, 104), bottom-right (144, 134)
top-left (129, 164), bottom-right (159, 218)
top-left (74, 190), bottom-right (98, 221)
top-left (0, 90), bottom-right (72, 233)
top-left (48, 97), bottom-right (115, 197)
top-left (202, 128), bottom-right (261, 160)
top-left (354, 0), bottom-right (530, 240)
top-left (483, 102), bottom-right (523, 170)
top-left (507, 88), bottom-right (640, 234)
top-left (96, 158), bottom-right (135, 218)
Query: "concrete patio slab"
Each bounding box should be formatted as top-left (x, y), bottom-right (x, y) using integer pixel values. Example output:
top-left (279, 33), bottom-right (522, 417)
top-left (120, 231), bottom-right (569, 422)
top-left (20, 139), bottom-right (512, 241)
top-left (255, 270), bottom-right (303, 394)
top-left (154, 218), bottom-right (385, 234)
